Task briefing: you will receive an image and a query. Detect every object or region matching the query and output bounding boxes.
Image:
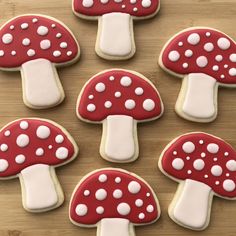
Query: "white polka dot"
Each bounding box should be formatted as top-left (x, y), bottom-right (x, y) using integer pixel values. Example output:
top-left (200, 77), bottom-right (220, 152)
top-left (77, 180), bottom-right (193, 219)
top-left (115, 177), bottom-right (121, 183)
top-left (36, 148), bottom-right (44, 156)
top-left (207, 143), bottom-right (219, 154)
top-left (185, 49), bottom-right (193, 57)
top-left (146, 205), bottom-right (154, 213)
top-left (211, 165), bottom-right (223, 176)
top-left (128, 181), bottom-right (141, 194)
top-left (196, 56), bottom-right (208, 68)
top-left (187, 170), bottom-right (192, 174)
top-left (99, 174), bottom-right (107, 182)
top-left (133, 7), bottom-right (138, 11)
top-left (182, 141), bottom-right (195, 153)
top-left (11, 51), bottom-right (16, 56)
top-left (115, 92), bottom-right (121, 98)
top-left (229, 68), bottom-right (236, 76)
top-left (109, 76), bottom-right (115, 81)
top-left (178, 42), bottom-right (184, 47)
top-left (40, 40), bottom-right (51, 50)
top-left (96, 206), bottom-right (104, 214)
top-left (55, 147), bottom-right (69, 159)
top-left (16, 134), bottom-right (29, 147)
top-left (75, 204), bottom-right (88, 216)
top-left (21, 23), bottom-right (29, 29)
top-left (15, 154), bottom-right (26, 164)
top-left (213, 65), bottom-right (219, 71)
top-left (193, 159), bottom-right (205, 171)
top-left (201, 152), bottom-right (206, 158)
top-left (168, 50), bottom-right (180, 62)
top-left (230, 54), bottom-right (236, 62)
top-left (226, 160), bottom-right (236, 171)
top-left (0, 159), bottom-right (8, 172)
top-left (139, 213), bottom-right (145, 219)
top-left (95, 189), bottom-right (107, 200)
top-left (204, 175), bottom-right (208, 179)
top-left (87, 104), bottom-right (96, 112)
top-left (186, 156), bottom-right (190, 160)
top-left (10, 25), bottom-right (14, 30)
top-left (224, 152), bottom-right (229, 156)
top-left (117, 203), bottom-right (130, 215)
top-left (56, 33), bottom-right (62, 38)
top-left (217, 37), bottom-right (231, 50)
top-left (48, 145), bottom-right (53, 149)
top-left (113, 189), bottom-right (123, 199)
top-left (206, 32), bottom-right (211, 37)
top-left (0, 50), bottom-right (4, 57)
top-left (172, 158), bottom-right (184, 170)
top-left (82, 0), bottom-right (94, 7)
top-left (120, 76), bottom-right (132, 87)
top-left (141, 0), bottom-right (151, 7)
top-left (215, 181), bottom-right (220, 185)
top-left (173, 151), bottom-right (177, 155)
top-left (55, 135), bottom-right (64, 143)
top-left (223, 179), bottom-right (235, 192)
top-left (135, 199), bottom-right (143, 207)
top-left (183, 63), bottom-right (189, 68)
top-left (2, 34), bottom-right (13, 44)
top-left (101, 0), bottom-right (109, 3)
top-left (204, 42), bottom-right (214, 52)
top-left (27, 49), bottom-right (35, 57)
top-left (95, 82), bottom-right (106, 92)
top-left (36, 126), bottom-right (50, 139)
top-left (22, 38), bottom-right (30, 46)
top-left (224, 64), bottom-right (229, 68)
top-left (104, 101), bottom-right (112, 108)
top-left (122, 4), bottom-right (125, 8)
top-left (51, 24), bottom-right (56, 28)
top-left (130, 0), bottom-right (136, 3)
top-left (60, 42), bottom-right (67, 48)
top-left (215, 55), bottom-right (223, 62)
top-left (187, 33), bottom-right (200, 45)
top-left (37, 26), bottom-right (49, 36)
top-left (88, 95), bottom-right (94, 99)
top-left (221, 75), bottom-right (225, 79)
top-left (146, 193), bottom-right (150, 197)
top-left (0, 144), bottom-right (8, 152)
top-left (53, 51), bottom-right (61, 57)
top-left (135, 87), bottom-right (144, 95)
top-left (84, 190), bottom-right (90, 196)
top-left (125, 99), bottom-right (135, 110)
top-left (4, 130), bottom-right (10, 136)
top-left (32, 18), bottom-right (38, 23)
top-left (143, 99), bottom-right (155, 111)
top-left (20, 121), bottom-right (29, 129)
top-left (67, 51), bottom-right (72, 56)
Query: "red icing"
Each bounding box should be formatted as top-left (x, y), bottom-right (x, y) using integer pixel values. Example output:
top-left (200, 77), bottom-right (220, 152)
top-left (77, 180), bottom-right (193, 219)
top-left (77, 70), bottom-right (163, 121)
top-left (70, 169), bottom-right (159, 225)
top-left (73, 0), bottom-right (160, 17)
top-left (0, 118), bottom-right (77, 177)
top-left (160, 133), bottom-right (236, 198)
top-left (161, 28), bottom-right (236, 84)
top-left (0, 15), bottom-right (79, 68)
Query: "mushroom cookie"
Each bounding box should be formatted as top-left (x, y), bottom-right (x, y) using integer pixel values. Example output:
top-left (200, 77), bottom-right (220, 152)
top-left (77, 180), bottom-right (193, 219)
top-left (69, 168), bottom-right (160, 236)
top-left (76, 69), bottom-right (164, 163)
top-left (72, 0), bottom-right (160, 60)
top-left (0, 118), bottom-right (78, 212)
top-left (0, 14), bottom-right (80, 109)
top-left (158, 132), bottom-right (236, 230)
top-left (159, 27), bottom-right (236, 123)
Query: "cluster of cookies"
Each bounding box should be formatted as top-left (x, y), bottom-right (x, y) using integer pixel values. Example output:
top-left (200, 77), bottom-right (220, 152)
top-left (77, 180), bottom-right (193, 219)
top-left (0, 0), bottom-right (235, 235)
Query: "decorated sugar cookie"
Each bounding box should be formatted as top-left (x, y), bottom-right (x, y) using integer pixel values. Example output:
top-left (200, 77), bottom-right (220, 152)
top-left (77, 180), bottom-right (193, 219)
top-left (0, 118), bottom-right (78, 212)
top-left (72, 0), bottom-right (160, 60)
top-left (159, 27), bottom-right (236, 122)
top-left (76, 69), bottom-right (164, 163)
top-left (0, 14), bottom-right (80, 109)
top-left (69, 168), bottom-right (160, 236)
top-left (158, 132), bottom-right (236, 230)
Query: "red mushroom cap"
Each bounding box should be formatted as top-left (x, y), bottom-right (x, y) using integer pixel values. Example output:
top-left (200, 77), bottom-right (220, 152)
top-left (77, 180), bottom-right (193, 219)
top-left (159, 132), bottom-right (236, 198)
top-left (69, 168), bottom-right (159, 225)
top-left (77, 69), bottom-right (163, 122)
top-left (73, 0), bottom-right (160, 18)
top-left (160, 28), bottom-right (236, 84)
top-left (0, 14), bottom-right (79, 68)
top-left (0, 118), bottom-right (78, 178)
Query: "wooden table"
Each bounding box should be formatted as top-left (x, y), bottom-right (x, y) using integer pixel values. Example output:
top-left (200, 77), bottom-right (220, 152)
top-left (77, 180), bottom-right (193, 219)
top-left (0, 0), bottom-right (236, 235)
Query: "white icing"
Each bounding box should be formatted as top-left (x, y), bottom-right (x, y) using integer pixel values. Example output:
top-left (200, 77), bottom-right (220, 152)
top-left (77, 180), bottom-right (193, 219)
top-left (168, 50), bottom-right (180, 62)
top-left (40, 40), bottom-right (51, 50)
top-left (215, 181), bottom-right (220, 185)
top-left (125, 99), bottom-right (135, 110)
top-left (178, 42), bottom-right (183, 46)
top-left (84, 190), bottom-right (90, 196)
top-left (135, 199), bottom-right (143, 207)
top-left (22, 38), bottom-right (30, 46)
top-left (130, 0), bottom-right (136, 3)
top-left (99, 174), bottom-right (107, 182)
top-left (37, 26), bottom-right (49, 36)
top-left (135, 87), bottom-right (144, 95)
top-left (115, 91), bottom-right (121, 98)
top-left (32, 18), bottom-right (38, 23)
top-left (213, 158), bottom-right (218, 161)
top-left (122, 4), bottom-right (126, 8)
top-left (172, 158), bottom-right (184, 170)
top-left (204, 174), bottom-right (208, 179)
top-left (104, 101), bottom-right (112, 108)
top-left (20, 121), bottom-right (29, 129)
top-left (109, 76), bottom-right (115, 81)
top-left (51, 24), bottom-right (56, 28)
top-left (27, 49), bottom-right (35, 57)
top-left (15, 154), bottom-right (26, 164)
top-left (230, 54), bottom-right (236, 62)
top-left (217, 37), bottom-right (231, 50)
top-left (187, 170), bottom-right (192, 174)
top-left (224, 64), bottom-right (229, 68)
top-left (146, 193), bottom-right (150, 197)
top-left (141, 0), bottom-right (151, 8)
top-left (212, 65), bottom-right (219, 71)
top-left (215, 55), bottom-right (223, 62)
top-left (115, 177), bottom-right (121, 183)
top-left (120, 76), bottom-right (132, 87)
top-left (4, 130), bottom-right (10, 136)
top-left (182, 141), bottom-right (195, 153)
top-left (53, 51), bottom-right (61, 57)
top-left (146, 204), bottom-right (154, 213)
top-left (88, 95), bottom-right (94, 99)
top-left (36, 148), bottom-right (44, 156)
top-left (87, 104), bottom-right (96, 112)
top-left (204, 43), bottom-right (214, 52)
top-left (117, 203), bottom-right (131, 215)
top-left (95, 82), bottom-right (106, 92)
top-left (187, 33), bottom-right (200, 45)
top-left (96, 206), bottom-right (104, 214)
top-left (67, 51), bottom-right (72, 56)
top-left (113, 189), bottom-right (123, 199)
top-left (76, 204), bottom-right (88, 216)
top-left (21, 23), bottom-right (29, 29)
top-left (185, 49), bottom-right (193, 57)
top-left (128, 181), bottom-right (141, 194)
top-left (55, 147), bottom-right (69, 159)
top-left (82, 0), bottom-right (94, 7)
top-left (55, 135), bottom-right (64, 143)
top-left (60, 42), bottom-right (67, 48)
top-left (101, 0), bottom-right (109, 3)
top-left (206, 32), bottom-right (211, 37)
top-left (139, 213), bottom-right (145, 219)
top-left (2, 33), bottom-right (13, 44)
top-left (183, 63), bottom-right (188, 68)
top-left (193, 159), bottom-right (205, 171)
top-left (95, 189), bottom-right (107, 200)
top-left (36, 126), bottom-right (50, 139)
top-left (10, 25), bottom-right (14, 30)
top-left (229, 68), bottom-right (236, 76)
top-left (207, 143), bottom-right (219, 154)
top-left (221, 75), bottom-right (225, 79)
top-left (211, 165), bottom-right (222, 176)
top-left (133, 7), bottom-right (138, 12)
top-left (226, 173), bottom-right (230, 177)
top-left (226, 160), bottom-right (236, 171)
top-left (0, 159), bottom-right (8, 172)
top-left (56, 33), bottom-right (62, 38)
top-left (143, 99), bottom-right (155, 111)
top-left (0, 50), bottom-right (4, 57)
top-left (196, 56), bottom-right (208, 68)
top-left (186, 156), bottom-right (190, 160)
top-left (201, 152), bottom-right (206, 158)
top-left (173, 151), bottom-right (177, 155)
top-left (16, 134), bottom-right (29, 147)
top-left (0, 144), bottom-right (8, 152)
top-left (223, 179), bottom-right (235, 192)
top-left (48, 145), bottom-right (53, 149)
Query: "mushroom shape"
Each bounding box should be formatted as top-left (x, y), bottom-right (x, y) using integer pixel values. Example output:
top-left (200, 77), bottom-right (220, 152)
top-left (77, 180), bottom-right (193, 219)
top-left (158, 132), bottom-right (236, 230)
top-left (0, 14), bottom-right (80, 109)
top-left (76, 69), bottom-right (164, 163)
top-left (0, 118), bottom-right (78, 212)
top-left (73, 0), bottom-right (160, 60)
top-left (69, 168), bottom-right (160, 236)
top-left (159, 27), bottom-right (236, 122)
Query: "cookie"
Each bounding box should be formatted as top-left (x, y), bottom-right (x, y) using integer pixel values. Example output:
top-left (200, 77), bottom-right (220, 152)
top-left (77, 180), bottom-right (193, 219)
top-left (158, 132), bottom-right (236, 230)
top-left (72, 0), bottom-right (160, 60)
top-left (0, 14), bottom-right (80, 109)
top-left (69, 168), bottom-right (161, 236)
top-left (0, 118), bottom-right (78, 212)
top-left (76, 69), bottom-right (164, 163)
top-left (159, 27), bottom-right (236, 123)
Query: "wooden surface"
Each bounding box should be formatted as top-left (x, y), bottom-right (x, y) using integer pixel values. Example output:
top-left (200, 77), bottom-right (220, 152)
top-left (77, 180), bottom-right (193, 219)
top-left (0, 0), bottom-right (236, 235)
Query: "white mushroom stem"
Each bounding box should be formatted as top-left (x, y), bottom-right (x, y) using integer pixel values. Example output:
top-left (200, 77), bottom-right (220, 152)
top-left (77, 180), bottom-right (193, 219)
top-left (97, 13), bottom-right (134, 58)
top-left (175, 73), bottom-right (217, 121)
top-left (19, 164), bottom-right (63, 212)
top-left (101, 115), bottom-right (137, 162)
top-left (99, 218), bottom-right (132, 236)
top-left (21, 58), bottom-right (65, 108)
top-left (170, 179), bottom-right (212, 230)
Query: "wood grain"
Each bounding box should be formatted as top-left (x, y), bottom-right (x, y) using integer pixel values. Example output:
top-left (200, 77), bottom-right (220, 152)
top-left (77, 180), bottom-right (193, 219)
top-left (0, 0), bottom-right (236, 235)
